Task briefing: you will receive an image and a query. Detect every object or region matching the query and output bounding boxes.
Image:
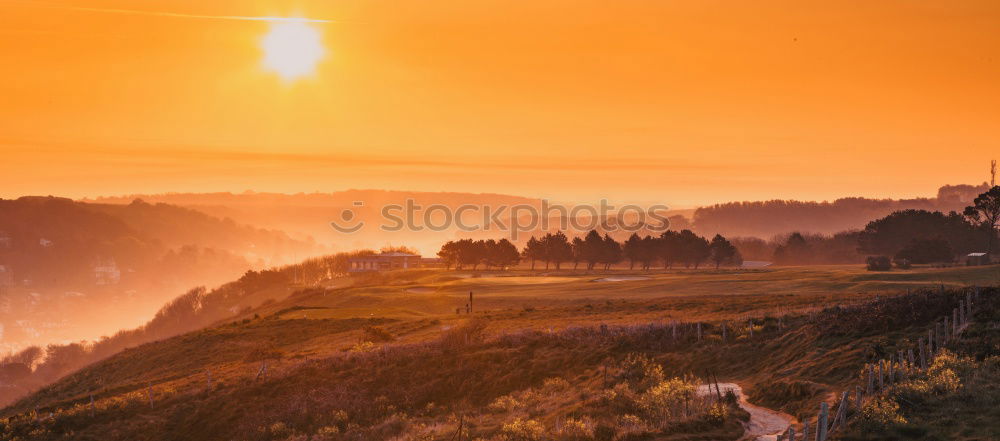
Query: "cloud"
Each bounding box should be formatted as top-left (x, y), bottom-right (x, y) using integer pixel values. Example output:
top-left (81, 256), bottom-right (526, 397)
top-left (15, 1), bottom-right (336, 23)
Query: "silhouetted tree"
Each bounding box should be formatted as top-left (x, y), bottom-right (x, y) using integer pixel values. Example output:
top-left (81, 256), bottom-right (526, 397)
top-left (522, 236), bottom-right (544, 270)
top-left (709, 234), bottom-right (740, 269)
top-left (677, 230), bottom-right (710, 268)
top-left (571, 237), bottom-right (585, 270)
top-left (623, 233), bottom-right (642, 270)
top-left (773, 232), bottom-right (812, 264)
top-left (858, 209), bottom-right (978, 257)
top-left (894, 238), bottom-right (954, 264)
top-left (963, 186), bottom-right (1000, 255)
top-left (657, 230), bottom-right (681, 269)
top-left (600, 234), bottom-right (622, 270)
top-left (544, 231), bottom-right (573, 270)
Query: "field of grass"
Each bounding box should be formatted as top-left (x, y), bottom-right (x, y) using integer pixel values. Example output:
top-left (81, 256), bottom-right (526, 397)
top-left (1, 264), bottom-right (998, 440)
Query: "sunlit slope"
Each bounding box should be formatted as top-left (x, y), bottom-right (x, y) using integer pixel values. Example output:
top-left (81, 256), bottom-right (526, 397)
top-left (251, 265), bottom-right (1000, 325)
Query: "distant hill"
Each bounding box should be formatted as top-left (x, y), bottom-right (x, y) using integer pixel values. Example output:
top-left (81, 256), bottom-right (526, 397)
top-left (691, 183), bottom-right (989, 238)
top-left (0, 197), bottom-right (319, 356)
top-left (87, 190), bottom-right (545, 254)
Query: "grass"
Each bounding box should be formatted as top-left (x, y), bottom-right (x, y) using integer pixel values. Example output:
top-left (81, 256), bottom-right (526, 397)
top-left (1, 264), bottom-right (998, 440)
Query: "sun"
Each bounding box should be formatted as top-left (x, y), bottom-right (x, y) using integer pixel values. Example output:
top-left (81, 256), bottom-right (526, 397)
top-left (261, 21), bottom-right (325, 80)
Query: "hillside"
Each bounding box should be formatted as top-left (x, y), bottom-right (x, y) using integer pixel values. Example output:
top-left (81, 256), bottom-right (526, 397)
top-left (2, 265), bottom-right (997, 440)
top-left (692, 184), bottom-right (989, 238)
top-left (0, 196), bottom-right (319, 357)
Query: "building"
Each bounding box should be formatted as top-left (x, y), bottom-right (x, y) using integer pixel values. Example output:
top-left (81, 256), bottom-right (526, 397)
top-left (94, 259), bottom-right (122, 285)
top-left (0, 232), bottom-right (11, 249)
top-left (0, 265), bottom-right (11, 286)
top-left (39, 238), bottom-right (54, 248)
top-left (966, 252), bottom-right (989, 266)
top-left (348, 252), bottom-right (421, 272)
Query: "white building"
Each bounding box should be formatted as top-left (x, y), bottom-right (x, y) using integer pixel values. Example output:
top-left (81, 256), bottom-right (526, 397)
top-left (94, 259), bottom-right (121, 285)
top-left (0, 265), bottom-right (11, 286)
top-left (348, 252), bottom-right (421, 272)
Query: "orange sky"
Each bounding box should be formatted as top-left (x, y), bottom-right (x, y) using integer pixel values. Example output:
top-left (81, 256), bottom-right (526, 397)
top-left (1, 0), bottom-right (998, 207)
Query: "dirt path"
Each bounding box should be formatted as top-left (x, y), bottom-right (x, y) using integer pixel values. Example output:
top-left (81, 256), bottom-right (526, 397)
top-left (697, 383), bottom-right (796, 441)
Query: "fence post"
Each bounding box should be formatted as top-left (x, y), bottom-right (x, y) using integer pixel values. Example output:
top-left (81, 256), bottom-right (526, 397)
top-left (817, 402), bottom-right (829, 441)
top-left (943, 316), bottom-right (950, 342)
top-left (802, 421), bottom-right (810, 441)
top-left (907, 348), bottom-right (915, 373)
top-left (788, 427), bottom-right (795, 441)
top-left (722, 321), bottom-right (727, 343)
top-left (855, 385), bottom-right (863, 410)
top-left (697, 322), bottom-right (702, 341)
top-left (927, 329), bottom-right (935, 358)
top-left (877, 360), bottom-right (884, 390)
top-left (953, 308), bottom-right (959, 335)
top-left (749, 318), bottom-right (754, 339)
top-left (866, 364), bottom-right (874, 394)
top-left (887, 356), bottom-right (894, 384)
top-left (918, 338), bottom-right (927, 370)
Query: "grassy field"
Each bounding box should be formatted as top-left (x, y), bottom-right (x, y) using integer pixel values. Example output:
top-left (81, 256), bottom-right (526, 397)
top-left (254, 264), bottom-right (1000, 340)
top-left (2, 264), bottom-right (998, 440)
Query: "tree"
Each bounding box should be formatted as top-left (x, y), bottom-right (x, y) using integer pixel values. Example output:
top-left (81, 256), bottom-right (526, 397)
top-left (709, 234), bottom-right (739, 269)
top-left (772, 232), bottom-right (812, 265)
top-left (658, 231), bottom-right (681, 269)
top-left (544, 231), bottom-right (573, 270)
top-left (571, 237), bottom-right (585, 271)
top-left (963, 186), bottom-right (1000, 255)
top-left (677, 230), bottom-right (710, 268)
top-left (858, 209), bottom-right (979, 257)
top-left (600, 234), bottom-right (622, 270)
top-left (438, 241), bottom-right (460, 269)
top-left (638, 235), bottom-right (658, 270)
top-left (623, 233), bottom-right (643, 270)
top-left (521, 236), bottom-right (544, 270)
top-left (894, 238), bottom-right (954, 264)
top-left (581, 230), bottom-right (604, 270)
top-left (488, 239), bottom-right (521, 269)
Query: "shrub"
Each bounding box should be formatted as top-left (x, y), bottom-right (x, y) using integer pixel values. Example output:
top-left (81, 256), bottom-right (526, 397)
top-left (859, 397), bottom-right (906, 430)
top-left (706, 403), bottom-right (729, 424)
top-left (556, 418), bottom-right (594, 441)
top-left (440, 317), bottom-right (488, 350)
top-left (636, 378), bottom-right (697, 425)
top-left (500, 418), bottom-right (546, 441)
top-left (866, 256), bottom-right (892, 271)
top-left (489, 395), bottom-right (523, 413)
top-left (360, 325), bottom-right (395, 343)
top-left (350, 341), bottom-right (376, 353)
top-left (893, 258), bottom-right (912, 269)
top-left (619, 353), bottom-right (665, 392)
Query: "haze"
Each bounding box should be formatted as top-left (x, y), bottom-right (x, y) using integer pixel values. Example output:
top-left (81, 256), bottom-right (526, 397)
top-left (2, 1), bottom-right (999, 205)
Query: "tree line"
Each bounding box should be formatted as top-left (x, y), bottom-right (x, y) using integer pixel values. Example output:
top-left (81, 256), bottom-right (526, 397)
top-left (437, 230), bottom-right (741, 271)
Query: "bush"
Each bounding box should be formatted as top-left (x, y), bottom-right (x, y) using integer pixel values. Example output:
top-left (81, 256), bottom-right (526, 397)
top-left (859, 397), bottom-right (906, 430)
top-left (440, 317), bottom-right (488, 350)
top-left (637, 378), bottom-right (697, 424)
top-left (360, 325), bottom-right (394, 343)
top-left (555, 418), bottom-right (594, 441)
top-left (866, 256), bottom-right (892, 271)
top-left (500, 418), bottom-right (546, 441)
top-left (488, 395), bottom-right (523, 413)
top-left (619, 353), bottom-right (665, 392)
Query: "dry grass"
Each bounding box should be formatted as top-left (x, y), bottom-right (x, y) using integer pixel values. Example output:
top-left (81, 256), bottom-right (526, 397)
top-left (1, 264), bottom-right (997, 440)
